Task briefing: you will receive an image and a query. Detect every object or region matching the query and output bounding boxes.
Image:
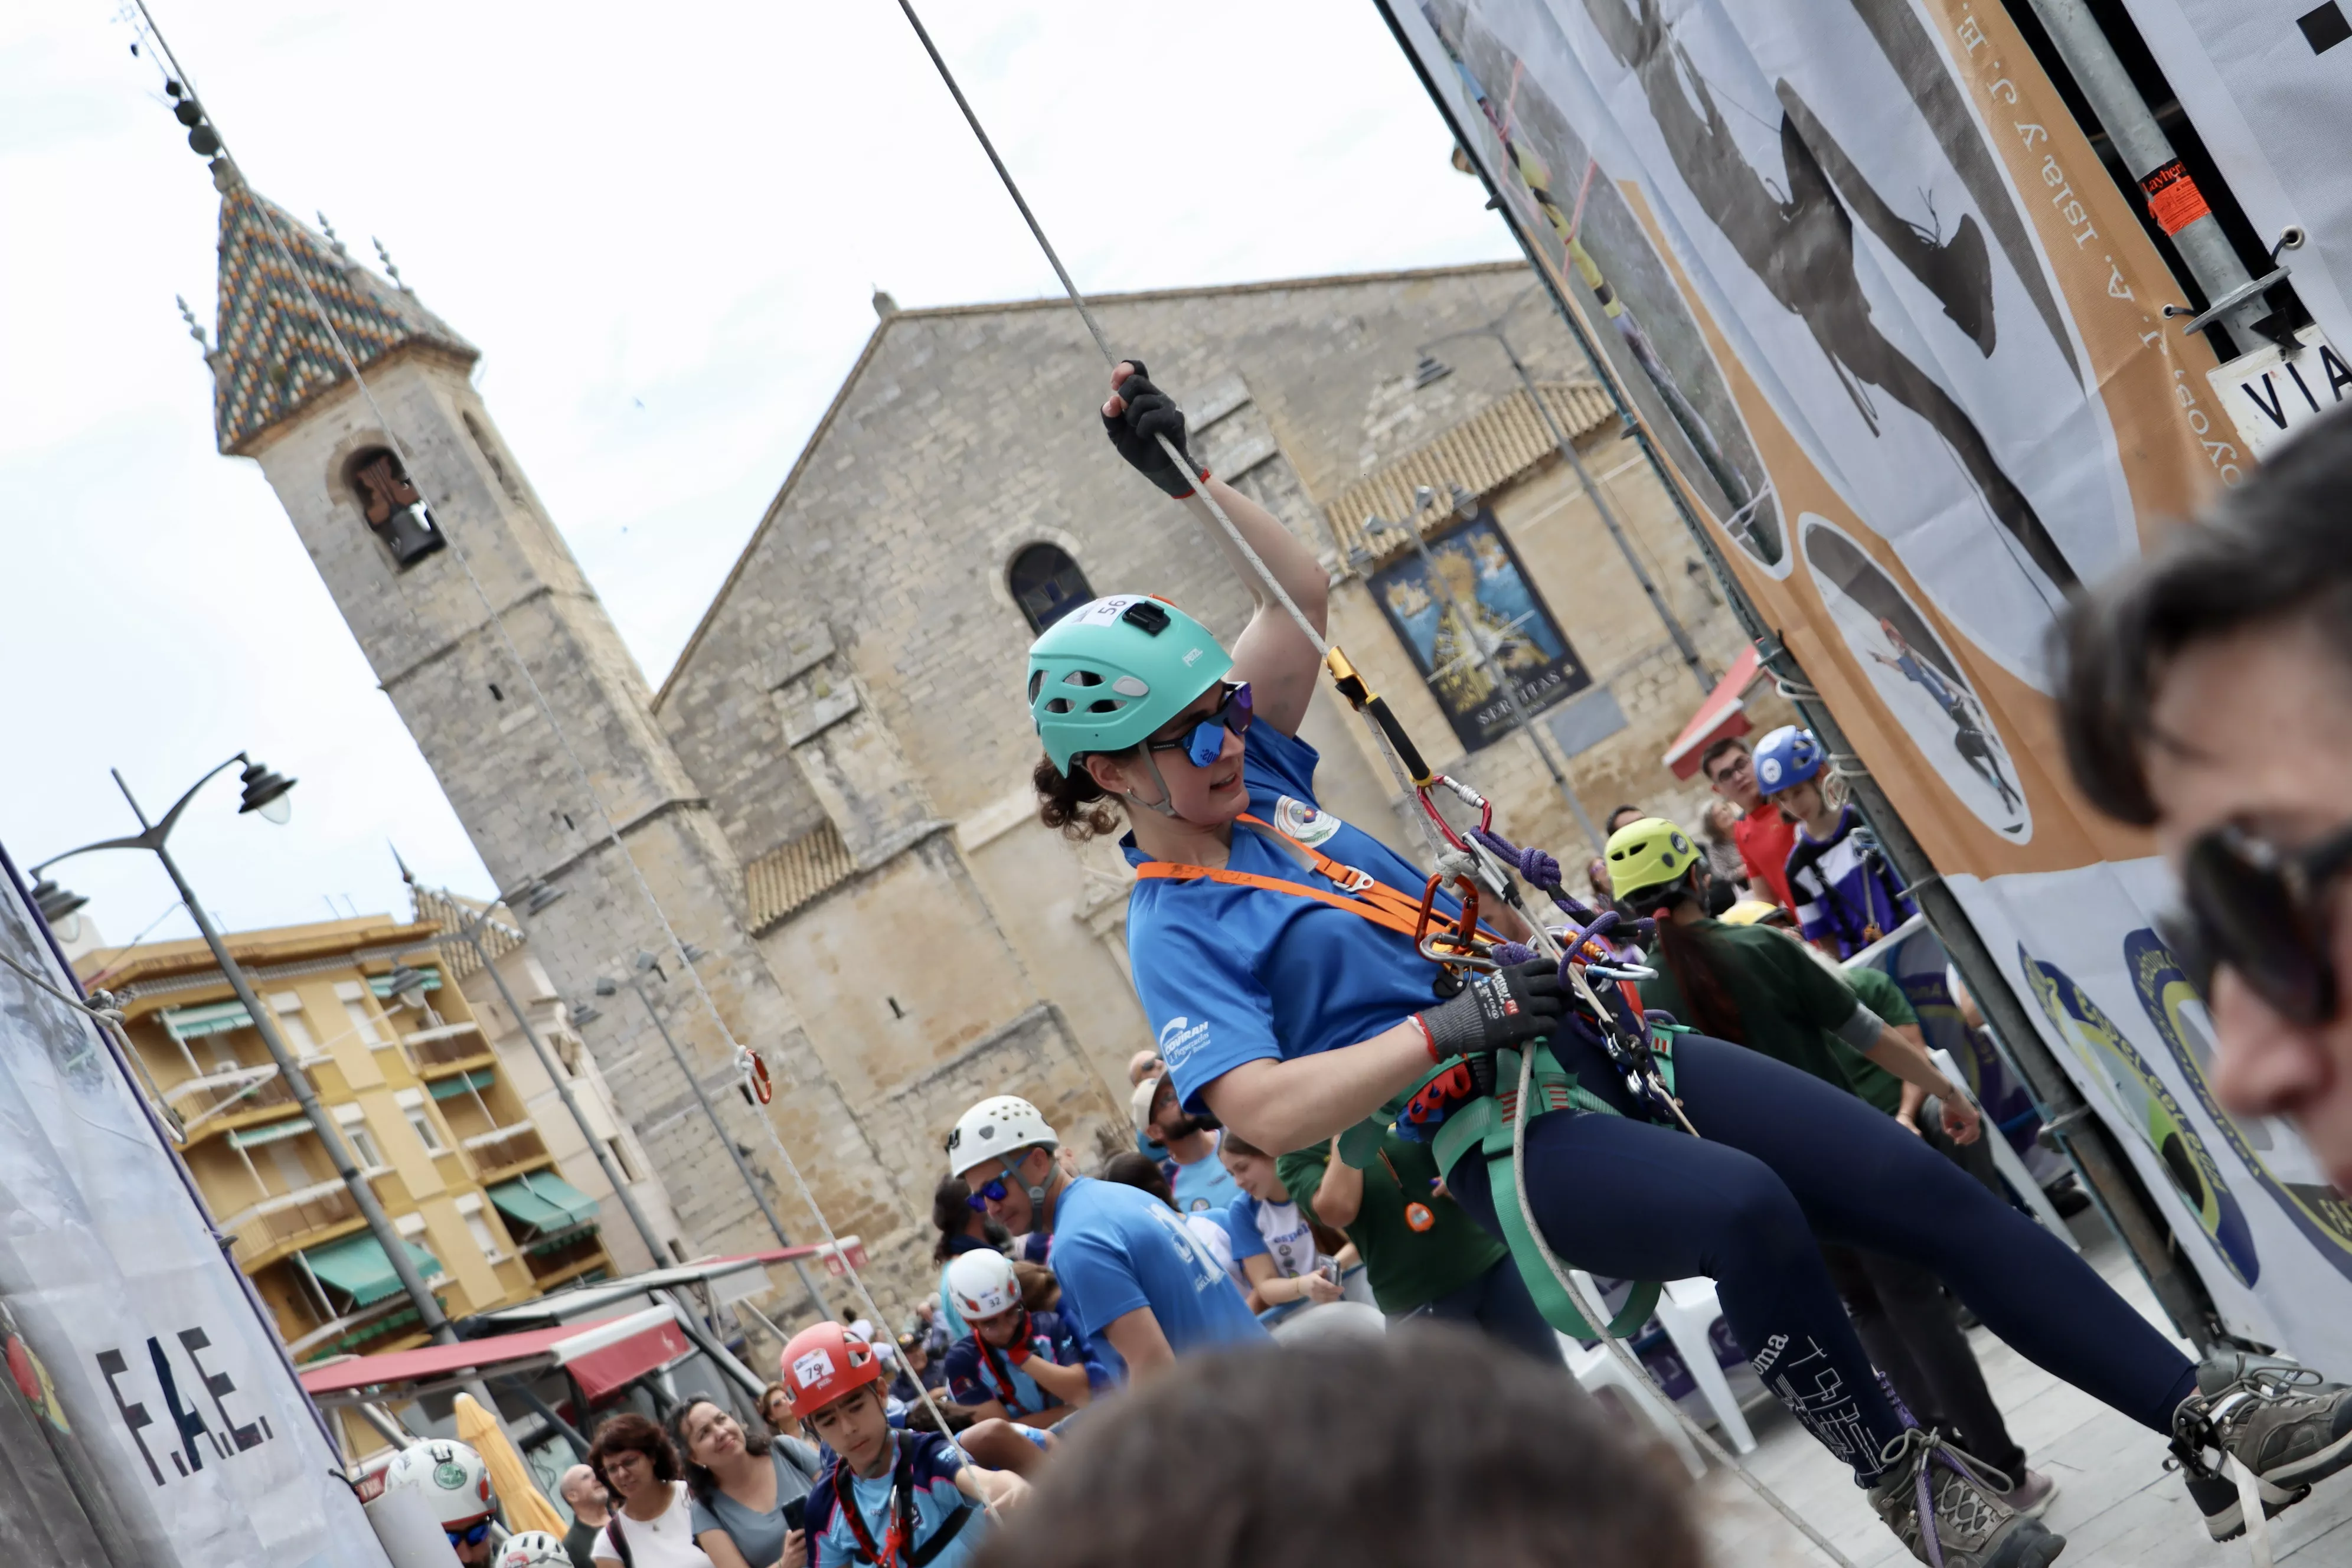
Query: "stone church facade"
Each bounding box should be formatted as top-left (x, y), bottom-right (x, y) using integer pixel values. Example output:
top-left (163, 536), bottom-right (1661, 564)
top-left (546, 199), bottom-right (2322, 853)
top-left (200, 165), bottom-right (1775, 1321)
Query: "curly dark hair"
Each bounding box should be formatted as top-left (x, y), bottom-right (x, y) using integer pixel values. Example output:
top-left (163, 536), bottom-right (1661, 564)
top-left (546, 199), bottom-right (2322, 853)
top-left (667, 1397), bottom-right (772, 1505)
top-left (587, 1412), bottom-right (681, 1495)
top-left (971, 1329), bottom-right (1701, 1568)
top-left (1034, 751), bottom-right (1124, 841)
top-left (2059, 403), bottom-right (2352, 825)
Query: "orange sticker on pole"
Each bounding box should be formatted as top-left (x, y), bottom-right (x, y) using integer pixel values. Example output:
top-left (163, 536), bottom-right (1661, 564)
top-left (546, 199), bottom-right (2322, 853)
top-left (2142, 159), bottom-right (2211, 236)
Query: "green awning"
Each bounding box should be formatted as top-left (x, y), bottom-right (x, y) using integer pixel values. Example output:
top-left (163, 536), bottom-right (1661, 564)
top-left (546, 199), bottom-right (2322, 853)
top-left (227, 1116), bottom-right (312, 1149)
top-left (427, 1068), bottom-right (496, 1100)
top-left (370, 969), bottom-right (442, 999)
top-left (162, 999), bottom-right (254, 1040)
top-left (487, 1171), bottom-right (600, 1234)
top-left (299, 1232), bottom-right (443, 1307)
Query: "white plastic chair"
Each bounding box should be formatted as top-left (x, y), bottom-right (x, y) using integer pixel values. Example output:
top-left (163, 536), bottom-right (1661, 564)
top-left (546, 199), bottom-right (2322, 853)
top-left (1560, 1329), bottom-right (1706, 1479)
top-left (1652, 1276), bottom-right (1758, 1453)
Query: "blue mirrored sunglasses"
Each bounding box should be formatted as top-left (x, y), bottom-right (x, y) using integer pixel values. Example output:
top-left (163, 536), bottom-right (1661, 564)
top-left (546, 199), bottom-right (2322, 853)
top-left (446, 1521), bottom-right (493, 1547)
top-left (1145, 681), bottom-right (1253, 769)
top-left (966, 1177), bottom-right (1010, 1211)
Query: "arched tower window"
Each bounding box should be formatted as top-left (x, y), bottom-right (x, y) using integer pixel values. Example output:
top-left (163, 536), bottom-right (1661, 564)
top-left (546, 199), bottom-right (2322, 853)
top-left (1008, 543), bottom-right (1092, 633)
top-left (345, 447), bottom-right (445, 569)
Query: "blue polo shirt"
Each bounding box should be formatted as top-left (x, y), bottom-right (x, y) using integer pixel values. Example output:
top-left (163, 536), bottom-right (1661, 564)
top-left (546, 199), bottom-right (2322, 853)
top-left (805, 1430), bottom-right (982, 1568)
top-left (1123, 722), bottom-right (1456, 1113)
top-left (940, 1309), bottom-right (1087, 1420)
top-left (1048, 1177), bottom-right (1265, 1371)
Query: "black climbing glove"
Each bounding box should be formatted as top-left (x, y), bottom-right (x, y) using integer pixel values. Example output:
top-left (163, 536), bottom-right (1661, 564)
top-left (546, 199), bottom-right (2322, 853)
top-left (1102, 360), bottom-right (1207, 499)
top-left (1411, 957), bottom-right (1567, 1095)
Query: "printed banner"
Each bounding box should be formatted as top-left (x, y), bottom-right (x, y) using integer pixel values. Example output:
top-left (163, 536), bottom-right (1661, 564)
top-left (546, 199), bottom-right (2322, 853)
top-left (1367, 508), bottom-right (1590, 750)
top-left (0, 850), bottom-right (390, 1568)
top-left (1382, 0), bottom-right (2352, 1371)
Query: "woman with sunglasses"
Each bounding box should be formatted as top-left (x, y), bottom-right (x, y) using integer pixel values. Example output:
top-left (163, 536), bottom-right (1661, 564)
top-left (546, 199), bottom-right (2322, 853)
top-left (1043, 364), bottom-right (2352, 1566)
top-left (2061, 407), bottom-right (2352, 1200)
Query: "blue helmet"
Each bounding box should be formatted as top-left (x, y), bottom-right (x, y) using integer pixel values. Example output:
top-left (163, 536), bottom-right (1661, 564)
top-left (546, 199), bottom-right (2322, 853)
top-left (1751, 726), bottom-right (1824, 796)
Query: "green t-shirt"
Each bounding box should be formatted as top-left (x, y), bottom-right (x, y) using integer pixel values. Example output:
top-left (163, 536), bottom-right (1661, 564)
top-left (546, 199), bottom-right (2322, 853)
top-left (1637, 919), bottom-right (1867, 1096)
top-left (1278, 1126), bottom-right (1508, 1316)
top-left (1832, 965), bottom-right (1917, 1116)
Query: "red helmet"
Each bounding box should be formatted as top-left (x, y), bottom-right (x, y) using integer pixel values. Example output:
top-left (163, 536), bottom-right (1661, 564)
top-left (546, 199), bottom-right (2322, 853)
top-left (780, 1322), bottom-right (884, 1419)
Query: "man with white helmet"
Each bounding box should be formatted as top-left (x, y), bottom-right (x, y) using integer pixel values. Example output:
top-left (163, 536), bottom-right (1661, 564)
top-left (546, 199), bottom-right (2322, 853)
top-left (383, 1436), bottom-right (501, 1565)
top-left (947, 1095), bottom-right (1263, 1385)
top-left (939, 1249), bottom-right (1094, 1429)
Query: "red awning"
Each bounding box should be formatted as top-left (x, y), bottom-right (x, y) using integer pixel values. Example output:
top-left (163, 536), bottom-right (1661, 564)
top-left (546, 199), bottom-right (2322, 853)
top-left (1661, 643), bottom-right (1763, 780)
top-left (298, 1305), bottom-right (688, 1401)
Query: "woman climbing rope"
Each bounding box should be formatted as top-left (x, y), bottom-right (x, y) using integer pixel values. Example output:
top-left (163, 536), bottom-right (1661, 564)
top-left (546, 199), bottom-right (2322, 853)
top-left (1025, 362), bottom-right (2352, 1568)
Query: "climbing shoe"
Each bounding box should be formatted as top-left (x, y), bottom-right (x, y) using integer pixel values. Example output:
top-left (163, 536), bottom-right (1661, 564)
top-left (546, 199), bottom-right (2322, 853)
top-left (1867, 1429), bottom-right (2066, 1568)
top-left (2173, 1355), bottom-right (2352, 1541)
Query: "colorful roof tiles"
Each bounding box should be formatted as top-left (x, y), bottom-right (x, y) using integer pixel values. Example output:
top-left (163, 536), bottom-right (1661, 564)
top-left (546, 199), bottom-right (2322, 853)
top-left (210, 174), bottom-right (473, 454)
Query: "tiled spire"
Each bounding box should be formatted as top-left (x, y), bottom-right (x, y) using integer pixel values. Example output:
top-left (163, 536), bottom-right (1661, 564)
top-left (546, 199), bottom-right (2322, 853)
top-left (209, 169), bottom-right (473, 454)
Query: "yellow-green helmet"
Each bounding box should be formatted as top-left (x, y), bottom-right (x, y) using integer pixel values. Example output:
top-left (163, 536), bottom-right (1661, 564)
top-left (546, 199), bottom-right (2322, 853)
top-left (1027, 595), bottom-right (1231, 774)
top-left (1605, 816), bottom-right (1701, 903)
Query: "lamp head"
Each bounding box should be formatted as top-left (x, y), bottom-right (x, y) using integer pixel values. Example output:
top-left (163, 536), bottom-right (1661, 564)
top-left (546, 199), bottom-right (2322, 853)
top-left (30, 877), bottom-right (87, 924)
top-left (236, 758), bottom-right (296, 824)
top-left (569, 1000), bottom-right (602, 1027)
top-left (633, 951), bottom-right (659, 973)
top-left (593, 976), bottom-right (618, 998)
top-left (1413, 353), bottom-right (1452, 388)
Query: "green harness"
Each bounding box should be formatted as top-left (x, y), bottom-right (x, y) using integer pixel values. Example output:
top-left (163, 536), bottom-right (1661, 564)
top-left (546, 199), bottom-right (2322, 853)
top-left (1339, 1034), bottom-right (1680, 1341)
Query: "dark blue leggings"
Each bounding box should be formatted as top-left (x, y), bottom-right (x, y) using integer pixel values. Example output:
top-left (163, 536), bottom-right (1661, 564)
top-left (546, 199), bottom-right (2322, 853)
top-left (1399, 1255), bottom-right (1565, 1366)
top-left (1447, 1031), bottom-right (2197, 1484)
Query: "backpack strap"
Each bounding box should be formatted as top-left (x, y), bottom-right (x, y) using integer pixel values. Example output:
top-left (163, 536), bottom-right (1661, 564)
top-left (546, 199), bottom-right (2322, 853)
top-left (907, 1502), bottom-right (972, 1567)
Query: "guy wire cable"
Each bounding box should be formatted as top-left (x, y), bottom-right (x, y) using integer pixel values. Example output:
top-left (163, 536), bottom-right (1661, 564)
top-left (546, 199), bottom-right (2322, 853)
top-left (885, 2), bottom-right (1861, 1556)
top-left (123, 0), bottom-right (989, 1472)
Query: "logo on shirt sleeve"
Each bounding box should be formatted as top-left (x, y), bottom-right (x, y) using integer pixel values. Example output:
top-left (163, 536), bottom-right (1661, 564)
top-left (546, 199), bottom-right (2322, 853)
top-left (1157, 1015), bottom-right (1211, 1067)
top-left (1272, 795), bottom-right (1344, 848)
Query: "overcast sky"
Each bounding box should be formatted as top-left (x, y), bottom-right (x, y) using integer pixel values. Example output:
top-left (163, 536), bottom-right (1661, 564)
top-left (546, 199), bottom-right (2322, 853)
top-left (0, 1), bottom-right (1515, 958)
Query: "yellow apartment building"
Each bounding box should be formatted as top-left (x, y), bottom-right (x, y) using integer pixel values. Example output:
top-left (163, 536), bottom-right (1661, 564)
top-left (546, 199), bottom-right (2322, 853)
top-left (78, 915), bottom-right (615, 1360)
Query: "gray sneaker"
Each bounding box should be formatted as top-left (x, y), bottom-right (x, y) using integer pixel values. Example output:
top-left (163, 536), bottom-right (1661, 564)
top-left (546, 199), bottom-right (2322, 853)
top-left (1867, 1429), bottom-right (2067, 1568)
top-left (2174, 1357), bottom-right (2352, 1541)
top-left (1997, 1468), bottom-right (2058, 1519)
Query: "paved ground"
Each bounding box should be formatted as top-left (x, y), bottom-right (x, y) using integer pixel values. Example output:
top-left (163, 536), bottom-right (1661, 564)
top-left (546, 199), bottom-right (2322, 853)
top-left (1678, 1213), bottom-right (2352, 1566)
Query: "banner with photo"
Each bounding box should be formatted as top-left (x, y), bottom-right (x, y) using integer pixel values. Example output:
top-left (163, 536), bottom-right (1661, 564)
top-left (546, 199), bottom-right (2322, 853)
top-left (1366, 508), bottom-right (1591, 752)
top-left (0, 851), bottom-right (390, 1568)
top-left (1381, 0), bottom-right (2352, 1371)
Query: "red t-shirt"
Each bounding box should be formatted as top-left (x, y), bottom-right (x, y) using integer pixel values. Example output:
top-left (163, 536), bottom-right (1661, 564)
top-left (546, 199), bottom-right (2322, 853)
top-left (1733, 807), bottom-right (1798, 911)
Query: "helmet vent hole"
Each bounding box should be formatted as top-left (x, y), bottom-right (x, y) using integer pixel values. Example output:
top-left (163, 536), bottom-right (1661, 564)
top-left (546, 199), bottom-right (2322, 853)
top-left (1087, 698), bottom-right (1123, 714)
top-left (1062, 669), bottom-right (1104, 687)
top-left (1045, 698), bottom-right (1073, 714)
top-left (1027, 671), bottom-right (1044, 701)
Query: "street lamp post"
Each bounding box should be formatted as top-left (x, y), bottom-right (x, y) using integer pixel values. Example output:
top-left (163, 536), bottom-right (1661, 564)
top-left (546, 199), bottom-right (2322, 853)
top-left (34, 756), bottom-right (456, 1347)
top-left (432, 878), bottom-right (676, 1273)
top-left (1419, 303), bottom-right (1714, 697)
top-left (596, 956), bottom-right (833, 1319)
top-left (1357, 493), bottom-right (1607, 856)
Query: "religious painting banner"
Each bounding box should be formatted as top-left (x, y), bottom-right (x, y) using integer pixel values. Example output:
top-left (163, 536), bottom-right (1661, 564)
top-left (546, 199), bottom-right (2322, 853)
top-left (1367, 508), bottom-right (1591, 752)
top-left (1381, 0), bottom-right (2352, 1371)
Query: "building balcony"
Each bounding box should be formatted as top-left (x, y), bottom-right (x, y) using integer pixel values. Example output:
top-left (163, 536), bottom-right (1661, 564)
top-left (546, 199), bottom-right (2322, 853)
top-left (284, 1280), bottom-right (453, 1361)
top-left (223, 1175), bottom-right (370, 1270)
top-left (402, 1021), bottom-right (494, 1077)
top-left (462, 1122), bottom-right (551, 1182)
top-left (522, 1229), bottom-right (610, 1289)
top-left (167, 1064), bottom-right (297, 1142)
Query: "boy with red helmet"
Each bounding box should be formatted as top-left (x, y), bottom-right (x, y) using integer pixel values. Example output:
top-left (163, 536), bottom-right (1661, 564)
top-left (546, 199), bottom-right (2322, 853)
top-left (783, 1322), bottom-right (1024, 1567)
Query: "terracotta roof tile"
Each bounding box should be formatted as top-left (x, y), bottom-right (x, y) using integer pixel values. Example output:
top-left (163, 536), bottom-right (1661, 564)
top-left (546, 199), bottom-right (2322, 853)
top-left (746, 821), bottom-right (857, 932)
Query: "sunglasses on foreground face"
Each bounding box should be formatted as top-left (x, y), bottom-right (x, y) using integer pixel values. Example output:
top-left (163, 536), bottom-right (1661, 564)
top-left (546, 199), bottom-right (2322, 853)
top-left (966, 1177), bottom-right (1011, 1211)
top-left (1145, 681), bottom-right (1254, 769)
top-left (446, 1522), bottom-right (492, 1547)
top-left (2163, 819), bottom-right (2352, 1025)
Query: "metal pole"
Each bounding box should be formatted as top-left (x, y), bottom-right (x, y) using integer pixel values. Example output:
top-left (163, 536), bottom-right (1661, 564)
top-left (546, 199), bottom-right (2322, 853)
top-left (463, 930), bottom-right (673, 1270)
top-left (620, 976), bottom-right (834, 1319)
top-left (1398, 499), bottom-right (1608, 855)
top-left (1464, 167), bottom-right (2223, 1343)
top-left (2019, 0), bottom-right (2278, 349)
top-left (146, 837), bottom-right (458, 1344)
top-left (1489, 324), bottom-right (1714, 695)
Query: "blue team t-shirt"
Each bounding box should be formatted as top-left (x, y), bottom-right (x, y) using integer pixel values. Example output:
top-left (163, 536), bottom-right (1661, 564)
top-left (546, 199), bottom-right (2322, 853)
top-left (1123, 722), bottom-right (1458, 1113)
top-left (940, 1309), bottom-right (1087, 1419)
top-left (805, 1430), bottom-right (983, 1568)
top-left (1048, 1176), bottom-right (1265, 1369)
top-left (1783, 803), bottom-right (1916, 960)
top-left (1166, 1134), bottom-right (1244, 1215)
top-left (1226, 1192), bottom-right (1321, 1278)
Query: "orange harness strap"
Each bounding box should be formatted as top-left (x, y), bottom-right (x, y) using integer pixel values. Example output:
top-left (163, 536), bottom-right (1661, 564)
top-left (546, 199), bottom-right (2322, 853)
top-left (1132, 814), bottom-right (1495, 948)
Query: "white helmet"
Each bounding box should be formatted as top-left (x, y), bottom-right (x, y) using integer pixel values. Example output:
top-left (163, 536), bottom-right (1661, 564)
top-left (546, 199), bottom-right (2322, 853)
top-left (945, 1248), bottom-right (1022, 1321)
top-left (383, 1438), bottom-right (496, 1528)
top-left (496, 1531), bottom-right (571, 1568)
top-left (946, 1096), bottom-right (1057, 1180)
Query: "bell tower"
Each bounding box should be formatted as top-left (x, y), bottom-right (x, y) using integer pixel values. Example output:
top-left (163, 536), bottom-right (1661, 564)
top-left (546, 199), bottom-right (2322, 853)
top-left (202, 164), bottom-right (908, 1278)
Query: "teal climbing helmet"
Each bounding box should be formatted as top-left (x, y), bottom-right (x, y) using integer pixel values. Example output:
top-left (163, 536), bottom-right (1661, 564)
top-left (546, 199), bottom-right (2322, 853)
top-left (1027, 594), bottom-right (1232, 774)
